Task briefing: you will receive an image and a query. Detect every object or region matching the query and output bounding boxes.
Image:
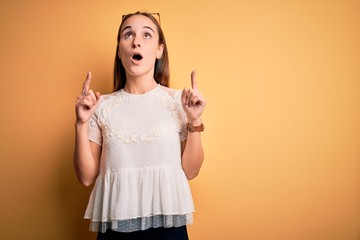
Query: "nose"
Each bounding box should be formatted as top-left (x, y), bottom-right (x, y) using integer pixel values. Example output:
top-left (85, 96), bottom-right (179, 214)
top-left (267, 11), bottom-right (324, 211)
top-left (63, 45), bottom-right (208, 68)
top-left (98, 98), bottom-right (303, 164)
top-left (132, 43), bottom-right (140, 48)
top-left (132, 36), bottom-right (141, 48)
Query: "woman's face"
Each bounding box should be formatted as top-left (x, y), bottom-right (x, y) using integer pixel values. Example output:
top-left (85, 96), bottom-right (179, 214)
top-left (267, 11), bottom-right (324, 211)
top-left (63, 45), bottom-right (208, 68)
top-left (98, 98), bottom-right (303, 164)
top-left (118, 14), bottom-right (164, 79)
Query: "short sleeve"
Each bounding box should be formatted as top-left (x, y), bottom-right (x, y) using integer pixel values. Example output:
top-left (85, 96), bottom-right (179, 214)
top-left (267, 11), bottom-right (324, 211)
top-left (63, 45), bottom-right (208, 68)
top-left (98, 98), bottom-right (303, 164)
top-left (88, 112), bottom-right (102, 146)
top-left (180, 122), bottom-right (188, 141)
top-left (175, 90), bottom-right (188, 142)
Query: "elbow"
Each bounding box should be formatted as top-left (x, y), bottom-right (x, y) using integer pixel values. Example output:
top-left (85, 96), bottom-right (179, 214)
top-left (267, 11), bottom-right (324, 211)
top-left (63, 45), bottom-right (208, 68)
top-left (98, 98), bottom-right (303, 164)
top-left (80, 179), bottom-right (94, 187)
top-left (183, 166), bottom-right (202, 180)
top-left (182, 156), bottom-right (204, 180)
top-left (185, 170), bottom-right (200, 180)
top-left (76, 174), bottom-right (95, 187)
top-left (73, 164), bottom-right (97, 187)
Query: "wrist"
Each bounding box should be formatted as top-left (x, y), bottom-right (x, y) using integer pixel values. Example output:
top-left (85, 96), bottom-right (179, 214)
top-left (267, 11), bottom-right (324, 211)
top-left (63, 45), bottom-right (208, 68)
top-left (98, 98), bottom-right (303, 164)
top-left (187, 118), bottom-right (202, 126)
top-left (75, 121), bottom-right (88, 129)
top-left (186, 119), bottom-right (204, 132)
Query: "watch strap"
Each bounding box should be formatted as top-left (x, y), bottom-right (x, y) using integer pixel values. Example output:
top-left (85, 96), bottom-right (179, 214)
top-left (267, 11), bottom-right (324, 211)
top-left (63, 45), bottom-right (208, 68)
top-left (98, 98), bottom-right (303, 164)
top-left (186, 122), bottom-right (204, 132)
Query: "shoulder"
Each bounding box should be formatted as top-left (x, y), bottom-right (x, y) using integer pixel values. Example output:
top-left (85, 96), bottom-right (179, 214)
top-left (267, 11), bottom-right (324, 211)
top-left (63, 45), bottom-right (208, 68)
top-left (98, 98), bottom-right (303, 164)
top-left (93, 91), bottom-right (119, 113)
top-left (99, 91), bottom-right (119, 101)
top-left (158, 85), bottom-right (182, 99)
top-left (97, 91), bottom-right (119, 106)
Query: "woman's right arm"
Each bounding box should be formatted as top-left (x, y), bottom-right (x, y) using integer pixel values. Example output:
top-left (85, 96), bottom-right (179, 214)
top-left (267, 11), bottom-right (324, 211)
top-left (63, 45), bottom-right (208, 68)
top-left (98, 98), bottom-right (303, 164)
top-left (73, 72), bottom-right (101, 186)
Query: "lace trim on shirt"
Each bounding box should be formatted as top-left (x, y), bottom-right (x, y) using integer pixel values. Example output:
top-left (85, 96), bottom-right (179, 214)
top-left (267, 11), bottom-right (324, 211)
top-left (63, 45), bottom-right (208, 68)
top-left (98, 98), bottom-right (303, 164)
top-left (95, 87), bottom-right (185, 143)
top-left (90, 214), bottom-right (190, 233)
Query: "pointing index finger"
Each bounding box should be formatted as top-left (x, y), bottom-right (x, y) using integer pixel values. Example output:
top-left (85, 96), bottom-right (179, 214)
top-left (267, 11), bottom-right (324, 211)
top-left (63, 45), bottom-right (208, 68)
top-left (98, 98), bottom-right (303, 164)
top-left (82, 72), bottom-right (92, 95)
top-left (191, 70), bottom-right (198, 90)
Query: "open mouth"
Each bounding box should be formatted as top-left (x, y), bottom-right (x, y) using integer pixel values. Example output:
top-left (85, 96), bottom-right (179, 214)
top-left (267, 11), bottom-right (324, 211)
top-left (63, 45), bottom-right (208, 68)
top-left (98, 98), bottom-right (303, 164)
top-left (132, 54), bottom-right (143, 61)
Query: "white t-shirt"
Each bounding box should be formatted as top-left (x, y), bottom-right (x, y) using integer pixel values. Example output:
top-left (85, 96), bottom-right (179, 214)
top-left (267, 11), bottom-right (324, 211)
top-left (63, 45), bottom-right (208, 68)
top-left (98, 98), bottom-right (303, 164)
top-left (84, 85), bottom-right (194, 233)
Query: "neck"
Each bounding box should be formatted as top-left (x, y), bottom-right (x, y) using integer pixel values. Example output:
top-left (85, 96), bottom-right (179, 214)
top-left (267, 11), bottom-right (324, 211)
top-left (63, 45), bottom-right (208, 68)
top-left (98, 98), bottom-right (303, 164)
top-left (123, 74), bottom-right (158, 94)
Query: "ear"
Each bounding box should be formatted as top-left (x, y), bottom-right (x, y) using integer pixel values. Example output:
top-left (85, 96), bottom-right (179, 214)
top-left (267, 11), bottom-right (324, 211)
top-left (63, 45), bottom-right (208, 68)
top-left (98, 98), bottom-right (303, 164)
top-left (118, 46), bottom-right (121, 59)
top-left (156, 44), bottom-right (164, 59)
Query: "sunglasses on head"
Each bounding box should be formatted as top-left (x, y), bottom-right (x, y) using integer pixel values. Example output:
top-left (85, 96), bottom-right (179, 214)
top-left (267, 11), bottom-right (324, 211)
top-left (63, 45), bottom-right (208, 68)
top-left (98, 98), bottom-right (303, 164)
top-left (122, 12), bottom-right (161, 26)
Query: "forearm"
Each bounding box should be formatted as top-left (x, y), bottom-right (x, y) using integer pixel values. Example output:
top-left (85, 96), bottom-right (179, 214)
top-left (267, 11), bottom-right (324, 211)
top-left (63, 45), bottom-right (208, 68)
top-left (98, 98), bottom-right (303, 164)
top-left (73, 123), bottom-right (99, 186)
top-left (181, 121), bottom-right (204, 180)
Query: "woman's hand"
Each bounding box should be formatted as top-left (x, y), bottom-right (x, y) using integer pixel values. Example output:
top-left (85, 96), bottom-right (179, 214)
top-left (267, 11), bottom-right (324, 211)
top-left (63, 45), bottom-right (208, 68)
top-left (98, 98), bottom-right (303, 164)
top-left (75, 72), bottom-right (101, 124)
top-left (181, 70), bottom-right (207, 123)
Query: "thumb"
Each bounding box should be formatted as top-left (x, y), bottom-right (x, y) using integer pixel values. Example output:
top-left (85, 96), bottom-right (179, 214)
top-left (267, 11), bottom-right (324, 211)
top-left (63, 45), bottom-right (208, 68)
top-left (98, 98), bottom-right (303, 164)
top-left (95, 91), bottom-right (101, 101)
top-left (191, 70), bottom-right (198, 90)
top-left (181, 87), bottom-right (187, 105)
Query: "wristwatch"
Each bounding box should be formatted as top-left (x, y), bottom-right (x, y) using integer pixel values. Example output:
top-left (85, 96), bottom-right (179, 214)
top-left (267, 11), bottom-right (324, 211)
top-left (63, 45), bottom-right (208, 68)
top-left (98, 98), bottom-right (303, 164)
top-left (186, 122), bottom-right (204, 132)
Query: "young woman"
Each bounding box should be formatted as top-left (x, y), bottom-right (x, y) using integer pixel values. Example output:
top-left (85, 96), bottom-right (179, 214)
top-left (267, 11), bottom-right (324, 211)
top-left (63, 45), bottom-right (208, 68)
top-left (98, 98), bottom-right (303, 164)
top-left (74, 12), bottom-right (206, 240)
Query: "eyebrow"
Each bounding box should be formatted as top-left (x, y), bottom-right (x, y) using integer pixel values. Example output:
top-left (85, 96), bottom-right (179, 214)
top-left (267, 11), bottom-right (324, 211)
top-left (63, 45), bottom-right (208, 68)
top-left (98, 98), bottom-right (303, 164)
top-left (121, 25), bottom-right (155, 34)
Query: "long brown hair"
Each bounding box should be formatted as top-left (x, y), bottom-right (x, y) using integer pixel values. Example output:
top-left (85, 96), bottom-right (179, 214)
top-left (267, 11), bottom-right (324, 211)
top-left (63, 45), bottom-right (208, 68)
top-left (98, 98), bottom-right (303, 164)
top-left (113, 12), bottom-right (170, 92)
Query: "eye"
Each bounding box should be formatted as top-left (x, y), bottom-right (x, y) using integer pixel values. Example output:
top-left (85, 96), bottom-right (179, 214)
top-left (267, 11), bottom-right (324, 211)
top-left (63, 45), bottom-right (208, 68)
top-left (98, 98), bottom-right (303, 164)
top-left (144, 33), bottom-right (152, 39)
top-left (124, 32), bottom-right (133, 39)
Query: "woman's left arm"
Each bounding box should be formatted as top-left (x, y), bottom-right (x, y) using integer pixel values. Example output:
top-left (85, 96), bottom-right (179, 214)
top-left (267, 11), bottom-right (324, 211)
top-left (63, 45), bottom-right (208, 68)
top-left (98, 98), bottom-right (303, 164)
top-left (181, 71), bottom-right (207, 180)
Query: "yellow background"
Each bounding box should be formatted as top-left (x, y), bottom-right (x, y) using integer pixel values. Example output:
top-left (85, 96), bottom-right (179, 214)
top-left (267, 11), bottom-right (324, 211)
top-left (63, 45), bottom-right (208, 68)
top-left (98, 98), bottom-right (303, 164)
top-left (0, 0), bottom-right (359, 239)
